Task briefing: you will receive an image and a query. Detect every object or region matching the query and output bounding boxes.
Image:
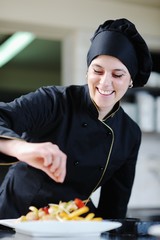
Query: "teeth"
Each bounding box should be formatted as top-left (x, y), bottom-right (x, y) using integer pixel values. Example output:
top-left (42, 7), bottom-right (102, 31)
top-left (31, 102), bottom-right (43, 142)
top-left (98, 89), bottom-right (113, 95)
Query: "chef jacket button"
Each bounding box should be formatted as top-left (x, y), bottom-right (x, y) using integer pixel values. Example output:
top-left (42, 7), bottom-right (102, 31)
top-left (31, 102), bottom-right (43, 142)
top-left (74, 161), bottom-right (79, 166)
top-left (82, 122), bottom-right (88, 127)
top-left (99, 167), bottom-right (104, 171)
top-left (107, 131), bottom-right (111, 135)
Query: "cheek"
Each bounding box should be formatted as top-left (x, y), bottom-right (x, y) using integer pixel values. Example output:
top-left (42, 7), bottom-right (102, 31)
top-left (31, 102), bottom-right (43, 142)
top-left (87, 74), bottom-right (97, 87)
top-left (114, 78), bottom-right (130, 90)
top-left (87, 77), bottom-right (98, 97)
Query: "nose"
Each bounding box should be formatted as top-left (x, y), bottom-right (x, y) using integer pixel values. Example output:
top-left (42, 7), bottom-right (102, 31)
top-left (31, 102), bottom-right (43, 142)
top-left (99, 73), bottom-right (112, 86)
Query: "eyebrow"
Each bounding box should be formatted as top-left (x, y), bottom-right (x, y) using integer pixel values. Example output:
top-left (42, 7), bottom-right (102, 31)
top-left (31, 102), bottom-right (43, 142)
top-left (92, 64), bottom-right (102, 68)
top-left (114, 69), bottom-right (127, 73)
top-left (92, 64), bottom-right (127, 73)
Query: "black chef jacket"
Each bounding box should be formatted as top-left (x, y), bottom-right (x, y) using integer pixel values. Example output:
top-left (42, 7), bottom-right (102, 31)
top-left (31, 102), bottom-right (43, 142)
top-left (0, 84), bottom-right (141, 219)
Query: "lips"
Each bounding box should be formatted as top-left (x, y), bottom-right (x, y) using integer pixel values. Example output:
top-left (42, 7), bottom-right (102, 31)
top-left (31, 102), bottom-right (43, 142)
top-left (97, 88), bottom-right (114, 96)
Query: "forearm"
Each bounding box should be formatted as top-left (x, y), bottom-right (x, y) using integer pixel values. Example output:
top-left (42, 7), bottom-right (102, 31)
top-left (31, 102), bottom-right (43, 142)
top-left (0, 139), bottom-right (25, 159)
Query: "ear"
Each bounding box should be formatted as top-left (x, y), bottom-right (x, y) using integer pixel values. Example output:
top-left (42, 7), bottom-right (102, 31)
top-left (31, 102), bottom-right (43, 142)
top-left (129, 79), bottom-right (133, 88)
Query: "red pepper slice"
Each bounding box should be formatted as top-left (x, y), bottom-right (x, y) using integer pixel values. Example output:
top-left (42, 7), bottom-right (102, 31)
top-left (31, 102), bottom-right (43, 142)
top-left (42, 206), bottom-right (49, 214)
top-left (74, 198), bottom-right (85, 208)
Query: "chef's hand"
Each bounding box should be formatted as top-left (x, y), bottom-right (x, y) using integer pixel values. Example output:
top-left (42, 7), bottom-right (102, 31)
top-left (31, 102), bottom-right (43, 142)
top-left (0, 139), bottom-right (67, 183)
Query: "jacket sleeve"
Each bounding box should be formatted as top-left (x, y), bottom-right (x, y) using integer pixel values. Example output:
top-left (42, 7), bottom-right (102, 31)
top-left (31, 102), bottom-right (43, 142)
top-left (96, 132), bottom-right (141, 219)
top-left (0, 87), bottom-right (57, 164)
top-left (0, 87), bottom-right (57, 140)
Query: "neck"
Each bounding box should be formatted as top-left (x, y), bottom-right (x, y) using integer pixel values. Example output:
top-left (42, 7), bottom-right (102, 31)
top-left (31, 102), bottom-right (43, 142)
top-left (98, 107), bottom-right (113, 121)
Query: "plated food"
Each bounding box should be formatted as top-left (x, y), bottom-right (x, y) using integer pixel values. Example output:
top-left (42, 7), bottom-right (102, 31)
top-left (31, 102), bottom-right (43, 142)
top-left (0, 218), bottom-right (122, 237)
top-left (0, 200), bottom-right (121, 237)
top-left (18, 198), bottom-right (103, 222)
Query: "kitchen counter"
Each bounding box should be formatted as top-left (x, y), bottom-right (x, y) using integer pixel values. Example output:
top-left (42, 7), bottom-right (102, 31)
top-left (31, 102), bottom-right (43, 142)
top-left (0, 231), bottom-right (158, 240)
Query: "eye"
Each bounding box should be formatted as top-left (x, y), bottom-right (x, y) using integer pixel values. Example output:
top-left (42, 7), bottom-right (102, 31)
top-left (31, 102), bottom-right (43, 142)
top-left (93, 68), bottom-right (103, 75)
top-left (113, 73), bottom-right (124, 78)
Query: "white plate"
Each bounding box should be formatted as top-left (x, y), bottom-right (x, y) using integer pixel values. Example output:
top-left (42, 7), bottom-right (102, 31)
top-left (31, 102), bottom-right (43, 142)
top-left (148, 224), bottom-right (160, 237)
top-left (0, 219), bottom-right (121, 237)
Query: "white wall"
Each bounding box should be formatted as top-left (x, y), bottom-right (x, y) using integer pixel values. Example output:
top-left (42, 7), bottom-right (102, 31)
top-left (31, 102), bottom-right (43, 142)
top-left (129, 133), bottom-right (160, 208)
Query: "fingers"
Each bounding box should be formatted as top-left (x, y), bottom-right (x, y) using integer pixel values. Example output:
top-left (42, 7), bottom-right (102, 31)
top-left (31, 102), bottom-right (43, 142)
top-left (43, 156), bottom-right (53, 167)
top-left (50, 156), bottom-right (67, 182)
top-left (43, 157), bottom-right (66, 183)
top-left (42, 144), bottom-right (67, 183)
top-left (49, 157), bottom-right (61, 173)
top-left (15, 141), bottom-right (67, 183)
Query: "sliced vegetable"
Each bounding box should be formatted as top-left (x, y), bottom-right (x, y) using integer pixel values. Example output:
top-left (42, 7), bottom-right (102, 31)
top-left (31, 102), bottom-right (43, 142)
top-left (18, 198), bottom-right (102, 222)
top-left (74, 198), bottom-right (85, 208)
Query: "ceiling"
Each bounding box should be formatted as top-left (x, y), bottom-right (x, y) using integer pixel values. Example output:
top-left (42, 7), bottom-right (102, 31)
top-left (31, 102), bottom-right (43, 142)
top-left (0, 33), bottom-right (62, 101)
top-left (0, 34), bottom-right (61, 71)
top-left (111, 0), bottom-right (160, 8)
top-left (0, 0), bottom-right (159, 87)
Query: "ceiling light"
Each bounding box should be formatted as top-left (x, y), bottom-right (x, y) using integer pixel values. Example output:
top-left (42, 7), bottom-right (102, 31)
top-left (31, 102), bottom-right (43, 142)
top-left (0, 32), bottom-right (35, 67)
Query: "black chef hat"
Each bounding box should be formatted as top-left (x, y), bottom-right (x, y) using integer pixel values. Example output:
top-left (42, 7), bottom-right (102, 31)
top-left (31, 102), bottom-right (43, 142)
top-left (87, 18), bottom-right (152, 87)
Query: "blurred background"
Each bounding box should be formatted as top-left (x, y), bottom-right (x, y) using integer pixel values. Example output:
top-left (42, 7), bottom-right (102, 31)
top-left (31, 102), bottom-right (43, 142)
top-left (0, 0), bottom-right (160, 219)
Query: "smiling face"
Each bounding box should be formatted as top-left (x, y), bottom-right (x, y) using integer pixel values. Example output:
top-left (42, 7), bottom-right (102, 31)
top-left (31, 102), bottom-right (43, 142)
top-left (87, 55), bottom-right (131, 119)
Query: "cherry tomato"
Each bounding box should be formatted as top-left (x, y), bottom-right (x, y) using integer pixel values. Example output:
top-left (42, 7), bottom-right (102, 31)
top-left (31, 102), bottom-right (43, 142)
top-left (42, 206), bottom-right (49, 214)
top-left (74, 198), bottom-right (85, 208)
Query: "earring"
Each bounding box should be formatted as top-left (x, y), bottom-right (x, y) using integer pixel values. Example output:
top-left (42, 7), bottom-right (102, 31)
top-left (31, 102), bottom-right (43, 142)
top-left (129, 80), bottom-right (133, 88)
